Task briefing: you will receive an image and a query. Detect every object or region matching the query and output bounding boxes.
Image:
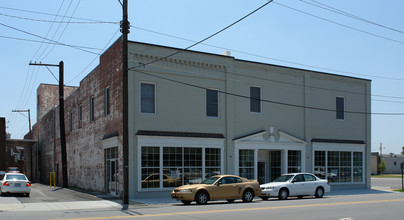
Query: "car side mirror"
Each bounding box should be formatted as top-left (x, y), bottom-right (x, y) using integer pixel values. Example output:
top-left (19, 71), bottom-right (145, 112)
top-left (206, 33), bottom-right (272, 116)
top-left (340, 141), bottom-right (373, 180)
top-left (216, 182), bottom-right (222, 186)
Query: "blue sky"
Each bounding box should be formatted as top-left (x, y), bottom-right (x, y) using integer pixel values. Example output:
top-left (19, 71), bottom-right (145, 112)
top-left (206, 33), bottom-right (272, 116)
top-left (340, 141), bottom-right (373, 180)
top-left (1, 0), bottom-right (403, 154)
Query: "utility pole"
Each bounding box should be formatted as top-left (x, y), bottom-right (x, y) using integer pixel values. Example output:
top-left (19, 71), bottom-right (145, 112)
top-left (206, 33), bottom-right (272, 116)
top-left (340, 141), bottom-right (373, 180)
top-left (120, 0), bottom-right (130, 205)
top-left (29, 61), bottom-right (68, 188)
top-left (12, 109), bottom-right (31, 139)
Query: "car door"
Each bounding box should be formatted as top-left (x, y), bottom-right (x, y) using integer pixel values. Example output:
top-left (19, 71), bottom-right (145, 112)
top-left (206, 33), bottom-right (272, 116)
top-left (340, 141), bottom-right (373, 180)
top-left (211, 177), bottom-right (240, 200)
top-left (290, 174), bottom-right (306, 196)
top-left (303, 174), bottom-right (318, 195)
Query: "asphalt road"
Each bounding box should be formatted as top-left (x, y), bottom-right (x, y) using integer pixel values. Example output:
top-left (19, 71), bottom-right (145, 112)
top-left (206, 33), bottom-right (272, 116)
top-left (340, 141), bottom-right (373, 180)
top-left (1, 189), bottom-right (404, 220)
top-left (0, 177), bottom-right (403, 220)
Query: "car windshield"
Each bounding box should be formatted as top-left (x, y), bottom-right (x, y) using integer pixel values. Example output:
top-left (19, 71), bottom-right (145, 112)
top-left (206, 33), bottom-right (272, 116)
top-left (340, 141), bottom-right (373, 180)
top-left (272, 175), bottom-right (294, 182)
top-left (201, 177), bottom-right (220, 184)
top-left (6, 174), bottom-right (27, 181)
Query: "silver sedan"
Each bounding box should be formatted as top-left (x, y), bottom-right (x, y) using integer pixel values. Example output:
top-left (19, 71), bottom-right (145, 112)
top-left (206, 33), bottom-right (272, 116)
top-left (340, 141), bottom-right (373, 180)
top-left (0, 173), bottom-right (31, 197)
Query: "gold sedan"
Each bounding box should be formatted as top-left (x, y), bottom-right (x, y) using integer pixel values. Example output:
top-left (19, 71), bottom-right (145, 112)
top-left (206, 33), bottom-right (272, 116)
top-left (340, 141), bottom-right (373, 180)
top-left (170, 175), bottom-right (261, 205)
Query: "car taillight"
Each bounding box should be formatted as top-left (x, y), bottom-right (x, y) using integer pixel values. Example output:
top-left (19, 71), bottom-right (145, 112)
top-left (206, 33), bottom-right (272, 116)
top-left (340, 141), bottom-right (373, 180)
top-left (3, 181), bottom-right (9, 186)
top-left (26, 182), bottom-right (31, 187)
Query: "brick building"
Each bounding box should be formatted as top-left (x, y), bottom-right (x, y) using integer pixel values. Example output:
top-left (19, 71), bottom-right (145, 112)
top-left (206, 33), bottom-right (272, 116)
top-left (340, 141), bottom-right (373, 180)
top-left (32, 38), bottom-right (371, 199)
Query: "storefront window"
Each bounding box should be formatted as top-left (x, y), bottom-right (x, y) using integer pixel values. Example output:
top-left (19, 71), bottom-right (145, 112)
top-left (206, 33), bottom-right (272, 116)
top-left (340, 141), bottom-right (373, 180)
top-left (206, 148), bottom-right (221, 178)
top-left (327, 151), bottom-right (339, 182)
top-left (239, 149), bottom-right (254, 179)
top-left (141, 147), bottom-right (160, 188)
top-left (353, 152), bottom-right (363, 182)
top-left (141, 146), bottom-right (221, 189)
top-left (314, 150), bottom-right (363, 183)
top-left (288, 150), bottom-right (301, 173)
top-left (314, 151), bottom-right (326, 179)
top-left (340, 152), bottom-right (351, 182)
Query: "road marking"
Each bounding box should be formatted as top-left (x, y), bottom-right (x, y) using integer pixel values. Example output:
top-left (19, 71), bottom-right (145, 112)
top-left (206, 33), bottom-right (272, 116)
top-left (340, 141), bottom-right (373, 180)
top-left (50, 198), bottom-right (404, 220)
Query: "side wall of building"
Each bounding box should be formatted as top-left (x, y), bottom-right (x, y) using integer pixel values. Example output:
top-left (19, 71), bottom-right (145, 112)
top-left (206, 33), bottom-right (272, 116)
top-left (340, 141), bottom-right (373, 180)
top-left (33, 40), bottom-right (124, 194)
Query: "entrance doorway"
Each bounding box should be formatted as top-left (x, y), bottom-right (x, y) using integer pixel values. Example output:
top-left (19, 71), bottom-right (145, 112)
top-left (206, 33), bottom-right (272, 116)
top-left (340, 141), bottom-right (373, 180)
top-left (105, 147), bottom-right (118, 196)
top-left (107, 159), bottom-right (117, 195)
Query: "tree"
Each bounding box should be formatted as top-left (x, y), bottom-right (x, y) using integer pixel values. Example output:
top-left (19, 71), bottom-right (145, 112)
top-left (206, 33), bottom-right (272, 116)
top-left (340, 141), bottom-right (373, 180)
top-left (379, 159), bottom-right (387, 175)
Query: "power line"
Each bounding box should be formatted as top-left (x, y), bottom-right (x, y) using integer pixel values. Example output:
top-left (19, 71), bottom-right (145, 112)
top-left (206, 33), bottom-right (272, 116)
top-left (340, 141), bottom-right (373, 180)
top-left (0, 6), bottom-right (116, 23)
top-left (133, 68), bottom-right (403, 116)
top-left (303, 0), bottom-right (404, 35)
top-left (0, 12), bottom-right (118, 24)
top-left (66, 28), bottom-right (121, 84)
top-left (128, 0), bottom-right (274, 71)
top-left (30, 0), bottom-right (66, 62)
top-left (40, 0), bottom-right (82, 61)
top-left (273, 2), bottom-right (404, 46)
top-left (0, 35), bottom-right (103, 51)
top-left (0, 22), bottom-right (99, 55)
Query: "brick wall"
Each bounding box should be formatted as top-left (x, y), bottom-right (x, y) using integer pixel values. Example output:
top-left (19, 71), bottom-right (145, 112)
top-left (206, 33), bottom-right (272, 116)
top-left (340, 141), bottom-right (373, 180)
top-left (32, 39), bottom-right (123, 193)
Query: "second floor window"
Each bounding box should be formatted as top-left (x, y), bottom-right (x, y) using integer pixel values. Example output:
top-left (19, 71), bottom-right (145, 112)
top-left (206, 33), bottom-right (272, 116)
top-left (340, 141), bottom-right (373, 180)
top-left (78, 105), bottom-right (82, 126)
top-left (104, 87), bottom-right (110, 116)
top-left (69, 111), bottom-right (73, 132)
top-left (250, 86), bottom-right (261, 113)
top-left (90, 96), bottom-right (95, 122)
top-left (141, 83), bottom-right (155, 114)
top-left (336, 97), bottom-right (345, 120)
top-left (206, 89), bottom-right (218, 117)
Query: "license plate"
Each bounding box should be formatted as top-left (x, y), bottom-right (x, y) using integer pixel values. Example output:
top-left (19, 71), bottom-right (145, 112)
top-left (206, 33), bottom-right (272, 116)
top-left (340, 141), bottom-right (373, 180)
top-left (15, 183), bottom-right (21, 187)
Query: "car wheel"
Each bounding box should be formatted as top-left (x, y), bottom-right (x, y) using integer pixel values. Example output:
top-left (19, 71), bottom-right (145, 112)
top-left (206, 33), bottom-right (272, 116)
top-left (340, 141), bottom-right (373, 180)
top-left (261, 196), bottom-right (269, 201)
top-left (226, 199), bottom-right (235, 203)
top-left (315, 187), bottom-right (324, 198)
top-left (195, 191), bottom-right (209, 205)
top-left (278, 188), bottom-right (288, 200)
top-left (181, 200), bottom-right (191, 205)
top-left (242, 189), bottom-right (254, 202)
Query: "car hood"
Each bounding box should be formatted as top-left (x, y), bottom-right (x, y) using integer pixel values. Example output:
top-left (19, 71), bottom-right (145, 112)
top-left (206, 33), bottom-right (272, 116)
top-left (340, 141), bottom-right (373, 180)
top-left (175, 184), bottom-right (208, 190)
top-left (260, 182), bottom-right (288, 188)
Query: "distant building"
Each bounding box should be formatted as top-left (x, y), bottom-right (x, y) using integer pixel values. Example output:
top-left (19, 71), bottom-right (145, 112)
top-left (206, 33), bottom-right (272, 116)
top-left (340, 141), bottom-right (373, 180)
top-left (372, 152), bottom-right (404, 174)
top-left (31, 39), bottom-right (371, 199)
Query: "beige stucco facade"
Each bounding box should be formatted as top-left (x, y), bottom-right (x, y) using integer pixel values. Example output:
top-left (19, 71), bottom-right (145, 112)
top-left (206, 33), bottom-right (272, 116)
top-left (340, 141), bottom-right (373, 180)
top-left (127, 41), bottom-right (371, 199)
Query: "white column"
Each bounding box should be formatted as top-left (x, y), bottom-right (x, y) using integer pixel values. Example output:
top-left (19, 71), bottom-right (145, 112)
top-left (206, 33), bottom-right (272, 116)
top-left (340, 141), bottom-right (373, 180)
top-left (234, 149), bottom-right (239, 176)
top-left (254, 149), bottom-right (258, 180)
top-left (282, 150), bottom-right (288, 174)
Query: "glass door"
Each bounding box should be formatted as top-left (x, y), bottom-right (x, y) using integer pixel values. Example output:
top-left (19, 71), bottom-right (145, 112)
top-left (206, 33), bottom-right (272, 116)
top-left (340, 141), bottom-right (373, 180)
top-left (109, 159), bottom-right (117, 196)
